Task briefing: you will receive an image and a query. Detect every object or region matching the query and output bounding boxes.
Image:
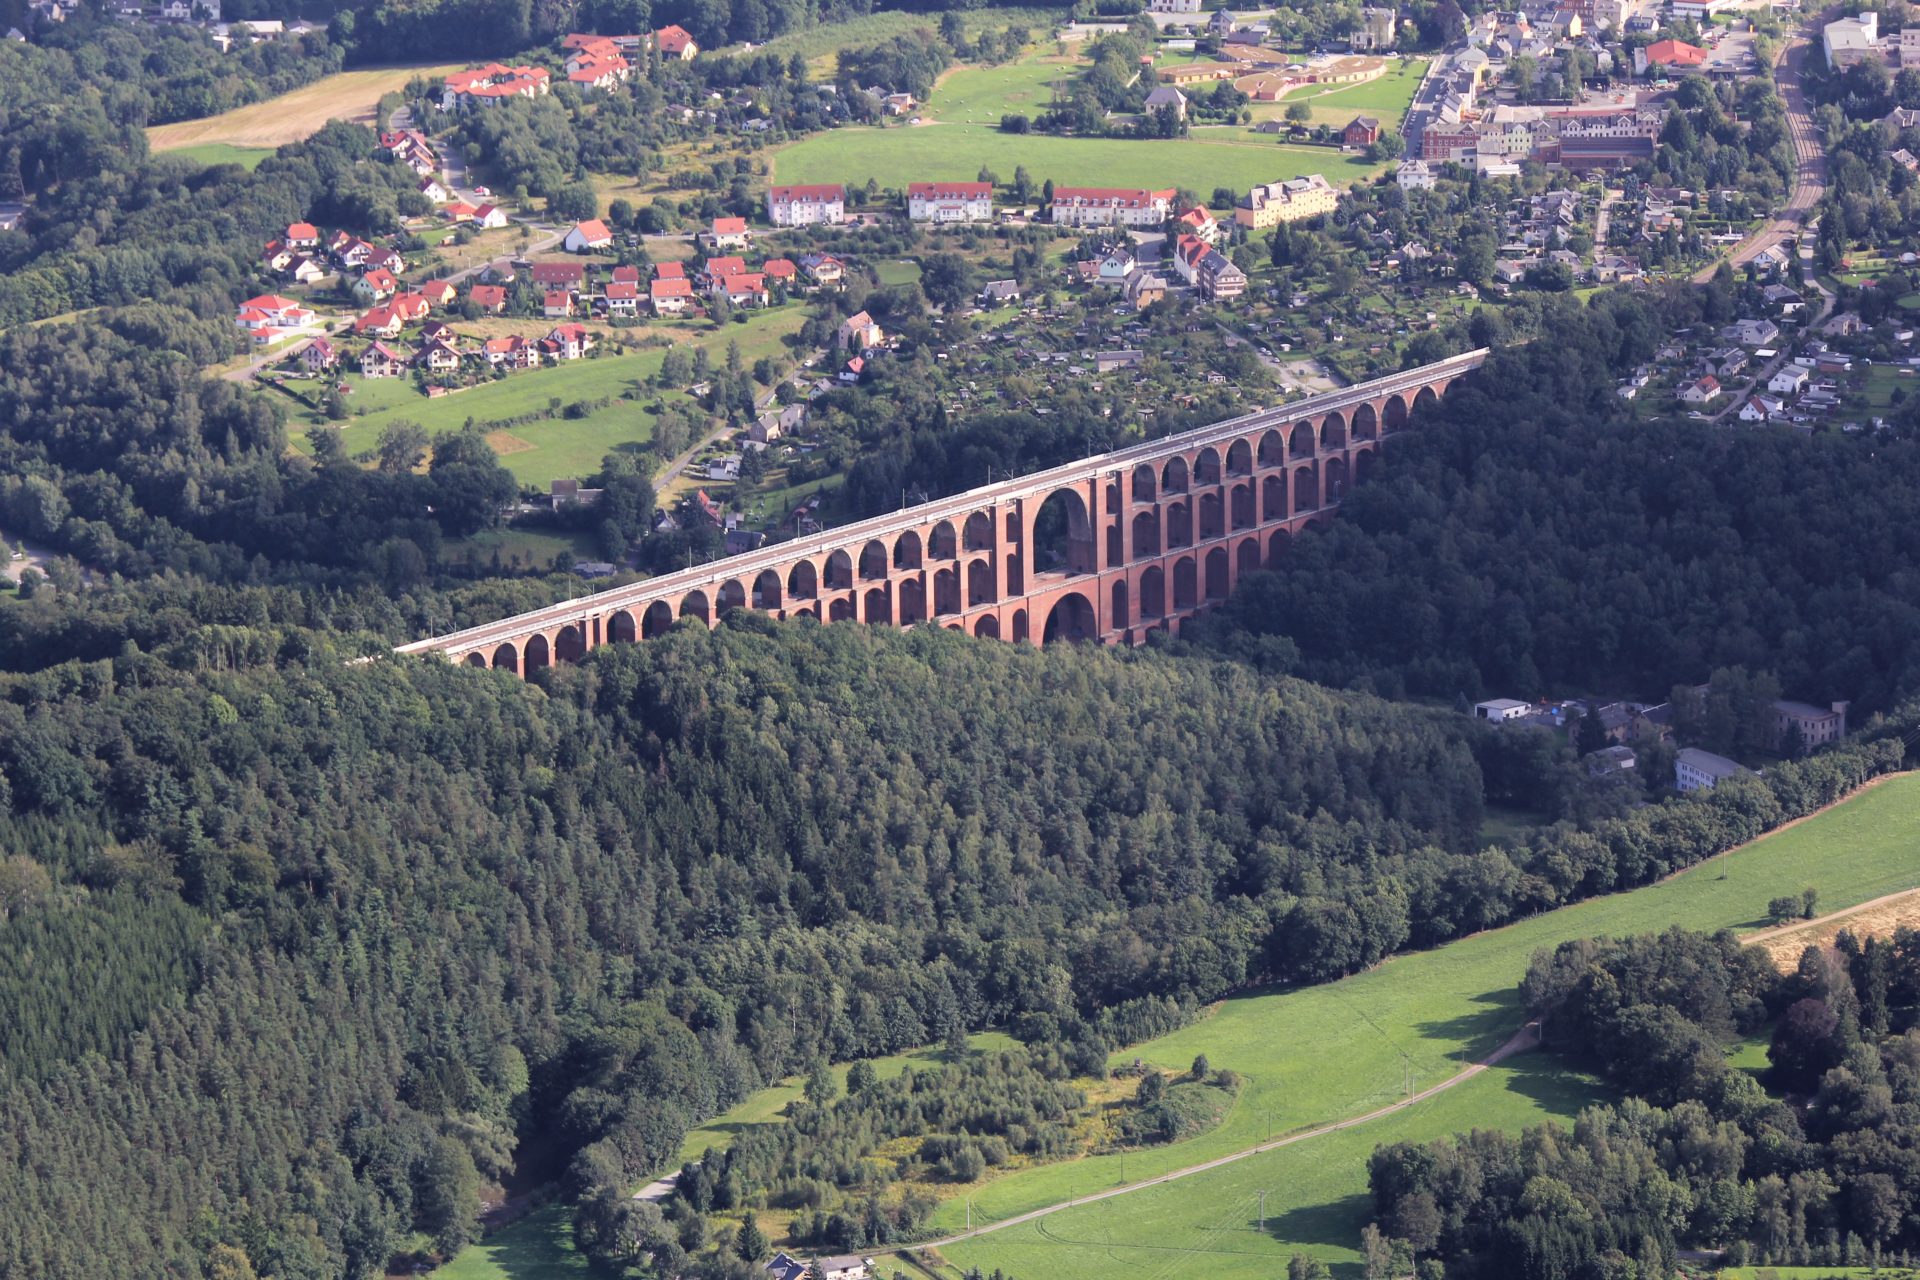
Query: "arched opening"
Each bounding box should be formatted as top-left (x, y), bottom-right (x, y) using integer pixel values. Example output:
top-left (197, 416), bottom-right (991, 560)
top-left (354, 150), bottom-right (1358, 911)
top-left (1321, 412), bottom-right (1347, 451)
top-left (1262, 474), bottom-right (1287, 522)
top-left (1012, 608), bottom-right (1029, 644)
top-left (717, 580), bottom-right (747, 615)
top-left (929, 521), bottom-right (958, 559)
top-left (893, 531), bottom-right (923, 571)
top-left (863, 585), bottom-right (892, 625)
top-left (1131, 509), bottom-right (1160, 557)
top-left (681, 591), bottom-right (711, 626)
top-left (1230, 483), bottom-right (1255, 531)
top-left (1353, 403), bottom-right (1378, 441)
top-left (1204, 547), bottom-right (1229, 600)
top-left (753, 570), bottom-right (783, 610)
top-left (1140, 566), bottom-right (1166, 618)
top-left (1172, 557), bottom-right (1198, 611)
top-left (1226, 439), bottom-right (1253, 476)
top-left (1042, 592), bottom-right (1097, 644)
top-left (898, 577), bottom-right (926, 625)
top-left (1325, 455), bottom-right (1348, 504)
top-left (464, 652), bottom-right (488, 668)
top-left (1413, 386), bottom-right (1439, 416)
top-left (1167, 500), bottom-right (1192, 548)
top-left (1105, 481), bottom-right (1123, 515)
top-left (1105, 519), bottom-right (1122, 567)
top-left (1267, 527), bottom-right (1291, 566)
top-left (643, 601), bottom-right (675, 638)
top-left (973, 614), bottom-right (1001, 639)
top-left (1294, 465), bottom-right (1318, 513)
top-left (1383, 394), bottom-right (1409, 432)
top-left (788, 560), bottom-right (819, 601)
top-left (829, 596), bottom-right (856, 622)
top-left (946, 623), bottom-right (963, 632)
top-left (1198, 491), bottom-right (1225, 541)
top-left (1236, 538), bottom-right (1261, 578)
top-left (1131, 463), bottom-right (1157, 503)
top-left (859, 540), bottom-right (889, 581)
top-left (1032, 488), bottom-right (1096, 577)
top-left (1195, 447), bottom-right (1223, 487)
top-left (1290, 421), bottom-right (1315, 458)
top-left (1355, 448), bottom-right (1378, 487)
top-left (609, 610), bottom-right (638, 644)
top-left (934, 567), bottom-right (961, 616)
top-left (491, 641), bottom-right (520, 674)
top-left (825, 551), bottom-right (854, 590)
top-left (555, 624), bottom-right (587, 663)
top-left (525, 633), bottom-right (552, 671)
top-left (1005, 551), bottom-right (1024, 596)
top-left (1258, 429), bottom-right (1285, 468)
top-left (967, 558), bottom-right (995, 605)
top-left (964, 510), bottom-right (994, 552)
top-left (1162, 455), bottom-right (1190, 494)
top-left (1111, 579), bottom-right (1130, 629)
top-left (795, 605), bottom-right (820, 621)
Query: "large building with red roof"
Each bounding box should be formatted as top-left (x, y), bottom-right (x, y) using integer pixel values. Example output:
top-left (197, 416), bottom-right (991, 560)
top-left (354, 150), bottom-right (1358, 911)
top-left (907, 181), bottom-right (994, 223)
top-left (766, 183), bottom-right (846, 227)
top-left (442, 64), bottom-right (552, 110)
top-left (1050, 187), bottom-right (1177, 228)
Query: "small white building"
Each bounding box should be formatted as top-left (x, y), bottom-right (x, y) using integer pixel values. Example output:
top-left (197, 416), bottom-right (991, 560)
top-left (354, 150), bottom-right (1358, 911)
top-left (1473, 698), bottom-right (1531, 723)
top-left (1676, 747), bottom-right (1750, 793)
top-left (1396, 159), bottom-right (1437, 191)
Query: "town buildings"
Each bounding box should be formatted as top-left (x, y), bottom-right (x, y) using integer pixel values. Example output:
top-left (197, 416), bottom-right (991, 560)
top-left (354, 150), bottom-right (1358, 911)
top-left (1050, 187), bottom-right (1176, 228)
top-left (907, 181), bottom-right (994, 223)
top-left (1234, 174), bottom-right (1338, 229)
top-left (767, 184), bottom-right (847, 226)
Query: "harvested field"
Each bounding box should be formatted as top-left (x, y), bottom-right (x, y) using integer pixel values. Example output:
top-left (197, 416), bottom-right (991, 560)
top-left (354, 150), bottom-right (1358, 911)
top-left (147, 64), bottom-right (460, 153)
top-left (1747, 886), bottom-right (1920, 970)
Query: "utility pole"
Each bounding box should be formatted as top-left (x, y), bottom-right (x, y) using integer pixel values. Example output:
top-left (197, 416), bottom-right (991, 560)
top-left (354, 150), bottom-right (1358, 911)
top-left (1258, 1189), bottom-right (1267, 1232)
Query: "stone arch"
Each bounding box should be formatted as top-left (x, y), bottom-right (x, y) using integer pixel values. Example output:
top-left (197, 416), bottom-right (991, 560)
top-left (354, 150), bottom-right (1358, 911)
top-left (1321, 411), bottom-right (1347, 451)
top-left (1012, 607), bottom-right (1029, 644)
top-left (1293, 464), bottom-right (1318, 513)
top-left (1132, 509), bottom-right (1161, 558)
top-left (825, 550), bottom-right (854, 590)
top-left (753, 569), bottom-right (783, 610)
top-left (1383, 393), bottom-right (1409, 432)
top-left (934, 566), bottom-right (961, 616)
top-left (525, 633), bottom-right (552, 671)
top-left (1290, 421), bottom-right (1315, 457)
top-left (788, 560), bottom-right (819, 601)
top-left (963, 510), bottom-right (994, 552)
top-left (1111, 579), bottom-right (1130, 629)
top-left (1106, 517), bottom-right (1122, 568)
top-left (1195, 446), bottom-right (1223, 487)
top-left (1267, 527), bottom-right (1291, 566)
top-left (893, 530), bottom-right (923, 571)
top-left (1236, 537), bottom-right (1261, 577)
top-left (1042, 592), bottom-right (1097, 644)
top-left (1105, 480), bottom-right (1123, 515)
top-left (1131, 463), bottom-right (1158, 503)
top-left (1167, 500), bottom-right (1192, 548)
top-left (1325, 455), bottom-right (1348, 504)
top-left (1140, 565), bottom-right (1166, 618)
top-left (1413, 385), bottom-right (1439, 416)
top-left (1198, 490), bottom-right (1225, 541)
top-left (930, 520), bottom-right (958, 559)
top-left (1204, 546), bottom-right (1230, 600)
top-left (1355, 447), bottom-right (1379, 487)
top-left (945, 623), bottom-right (963, 632)
top-left (863, 585), bottom-right (892, 625)
top-left (643, 600), bottom-right (675, 638)
top-left (717, 580), bottom-right (747, 615)
top-left (555, 624), bottom-right (587, 663)
top-left (681, 591), bottom-right (711, 626)
top-left (859, 539), bottom-right (889, 581)
top-left (1032, 488), bottom-right (1096, 576)
top-left (1172, 556), bottom-right (1198, 610)
top-left (973, 614), bottom-right (1001, 639)
top-left (608, 610), bottom-right (638, 644)
top-left (1162, 455), bottom-right (1190, 494)
top-left (966, 557), bottom-right (995, 606)
top-left (463, 651), bottom-right (488, 668)
top-left (829, 595), bottom-right (856, 622)
top-left (1226, 438), bottom-right (1253, 476)
top-left (1258, 428), bottom-right (1286, 468)
top-left (898, 577), bottom-right (926, 625)
top-left (1230, 482), bottom-right (1255, 531)
top-left (1352, 402), bottom-right (1377, 441)
top-left (491, 641), bottom-right (519, 674)
top-left (1262, 473), bottom-right (1287, 522)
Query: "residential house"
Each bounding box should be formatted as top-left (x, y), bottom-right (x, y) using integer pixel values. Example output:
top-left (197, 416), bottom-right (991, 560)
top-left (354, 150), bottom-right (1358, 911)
top-left (1124, 269), bottom-right (1167, 309)
top-left (469, 284), bottom-right (508, 313)
top-left (762, 258), bottom-right (797, 286)
top-left (419, 320), bottom-right (455, 345)
top-left (1679, 374), bottom-right (1721, 404)
top-left (1050, 187), bottom-right (1176, 228)
top-left (352, 307), bottom-right (404, 338)
top-left (331, 236), bottom-right (372, 269)
top-left (603, 281), bottom-right (642, 316)
top-left (1722, 318), bottom-right (1780, 347)
top-left (532, 262), bottom-right (587, 292)
top-left (798, 252), bottom-right (845, 287)
top-left (1773, 699), bottom-right (1848, 750)
top-left (650, 276), bottom-right (695, 315)
top-left (1143, 85), bottom-right (1188, 119)
top-left (839, 355), bottom-right (865, 383)
top-left (706, 216), bottom-right (751, 249)
top-left (610, 264), bottom-right (641, 286)
top-left (301, 337), bottom-right (337, 372)
top-left (563, 219), bottom-right (613, 252)
top-left (1234, 174), bottom-right (1338, 229)
top-left (654, 24), bottom-right (697, 58)
top-left (837, 310), bottom-right (883, 350)
top-left (359, 341), bottom-right (408, 378)
top-left (285, 221), bottom-right (320, 250)
top-left (1396, 159), bottom-right (1437, 191)
top-left (1175, 205), bottom-right (1219, 243)
top-left (418, 338), bottom-right (464, 373)
top-left (442, 63), bottom-right (552, 110)
top-left (763, 1253), bottom-right (871, 1280)
top-left (390, 292), bottom-right (431, 323)
top-left (419, 178), bottom-right (451, 203)
top-left (715, 273), bottom-right (769, 307)
top-left (419, 279), bottom-right (458, 307)
top-left (1591, 254), bottom-right (1643, 283)
top-left (1738, 393), bottom-right (1784, 422)
top-left (1762, 284), bottom-right (1805, 314)
top-left (543, 291), bottom-right (575, 318)
top-left (235, 294), bottom-right (313, 331)
top-left (1708, 347), bottom-right (1748, 378)
top-left (1768, 364), bottom-right (1809, 396)
top-left (364, 246), bottom-right (406, 275)
top-left (1097, 245), bottom-right (1138, 284)
top-left (1170, 234), bottom-right (1247, 300)
top-left (1473, 698), bottom-right (1532, 722)
top-left (472, 203), bottom-right (509, 229)
top-left (444, 202), bottom-right (480, 224)
top-left (1342, 115), bottom-right (1381, 148)
top-left (1095, 349), bottom-right (1144, 372)
top-left (1675, 746), bottom-right (1750, 792)
top-left (1640, 38), bottom-right (1706, 72)
top-left (483, 335), bottom-right (539, 369)
top-left (766, 183), bottom-right (846, 226)
top-left (703, 255), bottom-right (747, 285)
top-left (907, 181), bottom-right (994, 223)
top-left (883, 92), bottom-right (916, 115)
top-left (979, 279), bottom-right (1021, 305)
top-left (544, 323), bottom-right (595, 360)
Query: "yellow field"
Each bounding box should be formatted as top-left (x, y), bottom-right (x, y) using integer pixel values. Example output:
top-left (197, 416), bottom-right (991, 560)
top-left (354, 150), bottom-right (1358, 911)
top-left (146, 63), bottom-right (462, 153)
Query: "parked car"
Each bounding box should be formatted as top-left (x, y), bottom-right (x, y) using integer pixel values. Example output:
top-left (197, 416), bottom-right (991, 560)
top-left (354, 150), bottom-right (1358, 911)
top-left (472, 185), bottom-right (491, 197)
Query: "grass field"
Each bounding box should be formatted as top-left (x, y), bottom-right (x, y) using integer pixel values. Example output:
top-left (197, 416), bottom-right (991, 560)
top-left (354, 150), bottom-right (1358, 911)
top-left (926, 772), bottom-right (1920, 1276)
top-left (732, 8), bottom-right (1062, 70)
top-left (146, 63), bottom-right (460, 153)
top-left (436, 1204), bottom-right (610, 1280)
top-left (1719, 1269), bottom-right (1920, 1279)
top-left (924, 58), bottom-right (1078, 124)
top-left (160, 142), bottom-right (275, 171)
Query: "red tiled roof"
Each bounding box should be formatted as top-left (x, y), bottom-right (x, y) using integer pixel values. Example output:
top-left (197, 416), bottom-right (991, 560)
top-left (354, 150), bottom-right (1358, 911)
top-left (656, 262), bottom-right (687, 279)
top-left (768, 184), bottom-right (845, 202)
top-left (287, 222), bottom-right (318, 240)
top-left (651, 278), bottom-right (694, 298)
top-left (605, 282), bottom-right (641, 299)
top-left (570, 219), bottom-right (612, 244)
top-left (1646, 38), bottom-right (1705, 65)
top-left (655, 24), bottom-right (695, 52)
top-left (1052, 187), bottom-right (1176, 206)
top-left (705, 256), bottom-right (747, 277)
top-left (712, 216), bottom-right (748, 234)
top-left (762, 258), bottom-right (796, 278)
top-left (469, 284), bottom-right (508, 307)
top-left (908, 181), bottom-right (992, 199)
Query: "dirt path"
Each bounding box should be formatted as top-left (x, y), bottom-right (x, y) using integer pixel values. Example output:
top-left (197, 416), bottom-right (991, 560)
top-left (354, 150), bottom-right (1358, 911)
top-left (918, 1021), bottom-right (1540, 1249)
top-left (1745, 886), bottom-right (1920, 969)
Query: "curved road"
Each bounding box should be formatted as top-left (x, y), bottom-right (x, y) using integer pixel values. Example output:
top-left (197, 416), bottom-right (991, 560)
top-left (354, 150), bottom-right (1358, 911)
top-left (918, 1021), bottom-right (1541, 1251)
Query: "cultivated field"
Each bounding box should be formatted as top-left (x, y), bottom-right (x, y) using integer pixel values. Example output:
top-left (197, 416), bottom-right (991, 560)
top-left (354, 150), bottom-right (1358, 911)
top-left (925, 772), bottom-right (1920, 1276)
top-left (146, 64), bottom-right (460, 153)
top-left (1748, 885), bottom-right (1920, 970)
top-left (159, 142), bottom-right (275, 171)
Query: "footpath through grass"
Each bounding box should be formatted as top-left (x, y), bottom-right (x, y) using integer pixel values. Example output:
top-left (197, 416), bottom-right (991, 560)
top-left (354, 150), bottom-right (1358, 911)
top-left (927, 772), bottom-right (1920, 1274)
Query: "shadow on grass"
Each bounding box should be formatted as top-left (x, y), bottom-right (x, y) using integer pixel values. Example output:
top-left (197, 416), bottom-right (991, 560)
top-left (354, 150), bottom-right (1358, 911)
top-left (1485, 1051), bottom-right (1612, 1116)
top-left (441, 1202), bottom-right (617, 1280)
top-left (1410, 988), bottom-right (1521, 1059)
top-left (1260, 1191), bottom-right (1372, 1251)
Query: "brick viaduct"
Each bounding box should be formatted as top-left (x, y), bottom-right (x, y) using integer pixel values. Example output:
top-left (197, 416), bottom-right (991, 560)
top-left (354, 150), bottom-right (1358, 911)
top-left (395, 350), bottom-right (1488, 673)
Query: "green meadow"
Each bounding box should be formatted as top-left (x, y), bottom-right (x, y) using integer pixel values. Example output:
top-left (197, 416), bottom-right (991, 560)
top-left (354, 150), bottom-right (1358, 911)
top-left (160, 142), bottom-right (275, 171)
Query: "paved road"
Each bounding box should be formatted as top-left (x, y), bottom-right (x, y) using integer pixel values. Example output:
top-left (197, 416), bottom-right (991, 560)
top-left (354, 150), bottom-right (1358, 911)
top-left (918, 1021), bottom-right (1542, 1250)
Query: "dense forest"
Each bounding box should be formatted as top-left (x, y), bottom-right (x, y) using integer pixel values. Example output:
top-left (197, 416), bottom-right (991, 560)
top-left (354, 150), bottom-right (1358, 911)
top-left (1369, 924), bottom-right (1920, 1277)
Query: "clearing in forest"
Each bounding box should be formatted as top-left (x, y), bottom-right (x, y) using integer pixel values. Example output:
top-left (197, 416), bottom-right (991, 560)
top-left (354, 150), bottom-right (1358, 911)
top-left (146, 64), bottom-right (461, 154)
